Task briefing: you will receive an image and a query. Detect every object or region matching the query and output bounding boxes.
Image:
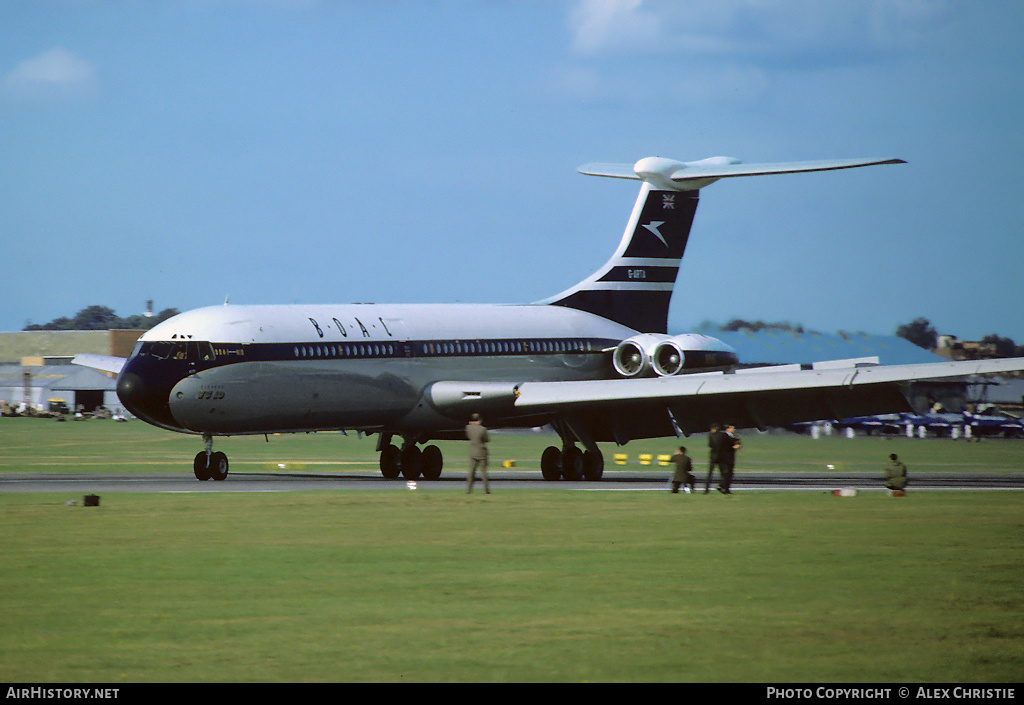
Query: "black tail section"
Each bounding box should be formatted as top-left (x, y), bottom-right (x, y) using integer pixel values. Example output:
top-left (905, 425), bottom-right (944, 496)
top-left (541, 183), bottom-right (699, 334)
top-left (545, 154), bottom-right (904, 333)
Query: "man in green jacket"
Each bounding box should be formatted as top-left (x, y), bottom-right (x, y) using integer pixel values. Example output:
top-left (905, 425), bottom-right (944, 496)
top-left (884, 453), bottom-right (908, 491)
top-left (466, 413), bottom-right (490, 494)
top-left (670, 446), bottom-right (695, 494)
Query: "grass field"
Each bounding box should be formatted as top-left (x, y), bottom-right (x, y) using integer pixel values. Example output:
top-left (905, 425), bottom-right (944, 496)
top-left (1, 418), bottom-right (1023, 682)
top-left (2, 415), bottom-right (1024, 476)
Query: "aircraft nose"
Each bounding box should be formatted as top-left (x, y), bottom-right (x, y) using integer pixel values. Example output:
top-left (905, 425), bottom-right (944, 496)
top-left (116, 358), bottom-right (184, 430)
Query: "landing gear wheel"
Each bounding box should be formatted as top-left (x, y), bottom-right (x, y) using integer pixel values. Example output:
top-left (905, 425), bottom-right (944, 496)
top-left (380, 444), bottom-right (401, 479)
top-left (209, 451), bottom-right (229, 481)
top-left (421, 444), bottom-right (443, 480)
top-left (562, 445), bottom-right (584, 481)
top-left (540, 446), bottom-right (562, 481)
top-left (400, 445), bottom-right (423, 480)
top-left (193, 452), bottom-right (211, 481)
top-left (582, 449), bottom-right (604, 481)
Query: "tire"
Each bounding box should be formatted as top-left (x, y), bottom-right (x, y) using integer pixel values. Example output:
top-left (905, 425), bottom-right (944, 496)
top-left (582, 449), bottom-right (604, 481)
top-left (540, 446), bottom-right (562, 481)
top-left (421, 445), bottom-right (443, 480)
top-left (380, 444), bottom-right (401, 479)
top-left (193, 452), bottom-right (211, 481)
top-left (209, 451), bottom-right (229, 481)
top-left (400, 445), bottom-right (423, 480)
top-left (562, 445), bottom-right (583, 481)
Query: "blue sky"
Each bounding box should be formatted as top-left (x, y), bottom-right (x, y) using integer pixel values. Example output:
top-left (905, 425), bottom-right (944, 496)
top-left (2, 1), bottom-right (1022, 343)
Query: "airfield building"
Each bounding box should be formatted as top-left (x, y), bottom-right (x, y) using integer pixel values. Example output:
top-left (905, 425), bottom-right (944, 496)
top-left (0, 330), bottom-right (143, 414)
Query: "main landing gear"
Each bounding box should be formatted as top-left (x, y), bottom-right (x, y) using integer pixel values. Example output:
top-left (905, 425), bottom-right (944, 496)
top-left (373, 428), bottom-right (605, 483)
top-left (194, 433), bottom-right (229, 481)
top-left (540, 444), bottom-right (604, 481)
top-left (540, 420), bottom-right (604, 481)
top-left (378, 434), bottom-right (444, 481)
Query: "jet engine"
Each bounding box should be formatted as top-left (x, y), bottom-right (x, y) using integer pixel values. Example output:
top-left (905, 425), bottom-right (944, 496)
top-left (651, 334), bottom-right (738, 375)
top-left (612, 334), bottom-right (671, 377)
top-left (612, 333), bottom-right (738, 377)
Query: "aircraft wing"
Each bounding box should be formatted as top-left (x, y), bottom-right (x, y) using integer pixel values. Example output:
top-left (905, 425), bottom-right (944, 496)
top-left (72, 354), bottom-right (126, 376)
top-left (503, 356), bottom-right (1024, 442)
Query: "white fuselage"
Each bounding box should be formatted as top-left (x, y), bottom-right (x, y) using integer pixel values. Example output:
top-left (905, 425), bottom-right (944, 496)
top-left (119, 303), bottom-right (639, 436)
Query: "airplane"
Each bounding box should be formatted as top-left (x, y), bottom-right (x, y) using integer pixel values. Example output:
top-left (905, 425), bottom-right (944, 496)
top-left (962, 408), bottom-right (1024, 438)
top-left (817, 408), bottom-right (1024, 439)
top-left (830, 413), bottom-right (907, 436)
top-left (73, 154), bottom-right (1024, 482)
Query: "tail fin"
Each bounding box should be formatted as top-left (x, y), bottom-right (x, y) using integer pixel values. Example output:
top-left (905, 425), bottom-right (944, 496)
top-left (540, 179), bottom-right (698, 334)
top-left (540, 156), bottom-right (905, 334)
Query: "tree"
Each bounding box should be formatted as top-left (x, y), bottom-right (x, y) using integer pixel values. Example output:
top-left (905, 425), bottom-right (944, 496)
top-left (23, 305), bottom-right (179, 331)
top-left (896, 317), bottom-right (937, 350)
top-left (981, 334), bottom-right (1017, 358)
top-left (720, 319), bottom-right (804, 334)
top-left (71, 305), bottom-right (119, 330)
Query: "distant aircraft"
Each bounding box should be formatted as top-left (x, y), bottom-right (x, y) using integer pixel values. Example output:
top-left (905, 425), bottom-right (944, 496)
top-left (74, 155), bottom-right (1024, 481)
top-left (961, 409), bottom-right (1024, 438)
top-left (817, 408), bottom-right (1024, 439)
top-left (829, 414), bottom-right (905, 436)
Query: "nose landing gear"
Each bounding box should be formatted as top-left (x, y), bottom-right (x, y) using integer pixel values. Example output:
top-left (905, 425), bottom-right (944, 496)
top-left (194, 433), bottom-right (229, 481)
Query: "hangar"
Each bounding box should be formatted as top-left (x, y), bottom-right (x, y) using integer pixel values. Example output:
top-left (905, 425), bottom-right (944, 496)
top-left (0, 329), bottom-right (142, 415)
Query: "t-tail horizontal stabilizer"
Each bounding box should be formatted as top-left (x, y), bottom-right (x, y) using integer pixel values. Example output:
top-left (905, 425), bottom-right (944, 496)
top-left (579, 156), bottom-right (906, 191)
top-left (543, 155), bottom-right (905, 333)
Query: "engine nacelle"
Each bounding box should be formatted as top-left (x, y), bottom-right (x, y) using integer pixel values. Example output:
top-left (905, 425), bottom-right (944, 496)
top-left (652, 334), bottom-right (738, 375)
top-left (613, 333), bottom-right (738, 377)
top-left (612, 334), bottom-right (668, 378)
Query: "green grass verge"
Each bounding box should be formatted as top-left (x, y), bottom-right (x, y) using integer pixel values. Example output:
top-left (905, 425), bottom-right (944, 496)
top-left (1, 490), bottom-right (1022, 682)
top-left (2, 416), bottom-right (1023, 475)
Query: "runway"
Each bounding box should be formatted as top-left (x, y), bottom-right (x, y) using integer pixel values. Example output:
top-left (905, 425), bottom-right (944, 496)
top-left (2, 470), bottom-right (1022, 494)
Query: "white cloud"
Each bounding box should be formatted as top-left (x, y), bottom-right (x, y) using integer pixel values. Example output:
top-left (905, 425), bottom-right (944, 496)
top-left (558, 0), bottom-right (959, 108)
top-left (568, 0), bottom-right (663, 56)
top-left (4, 47), bottom-right (100, 102)
top-left (567, 0), bottom-right (956, 59)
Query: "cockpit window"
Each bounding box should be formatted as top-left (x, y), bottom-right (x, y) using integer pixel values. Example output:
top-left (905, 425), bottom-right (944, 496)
top-left (147, 342), bottom-right (175, 359)
top-left (138, 341), bottom-right (216, 362)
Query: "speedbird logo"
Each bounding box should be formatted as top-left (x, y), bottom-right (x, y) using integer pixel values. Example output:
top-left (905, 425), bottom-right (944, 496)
top-left (642, 221), bottom-right (668, 247)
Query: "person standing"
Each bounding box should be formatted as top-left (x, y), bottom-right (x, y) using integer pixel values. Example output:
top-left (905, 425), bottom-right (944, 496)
top-left (705, 423), bottom-right (728, 494)
top-left (719, 424), bottom-right (741, 494)
top-left (670, 446), bottom-right (695, 494)
top-left (466, 413), bottom-right (490, 494)
top-left (884, 453), bottom-right (908, 492)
